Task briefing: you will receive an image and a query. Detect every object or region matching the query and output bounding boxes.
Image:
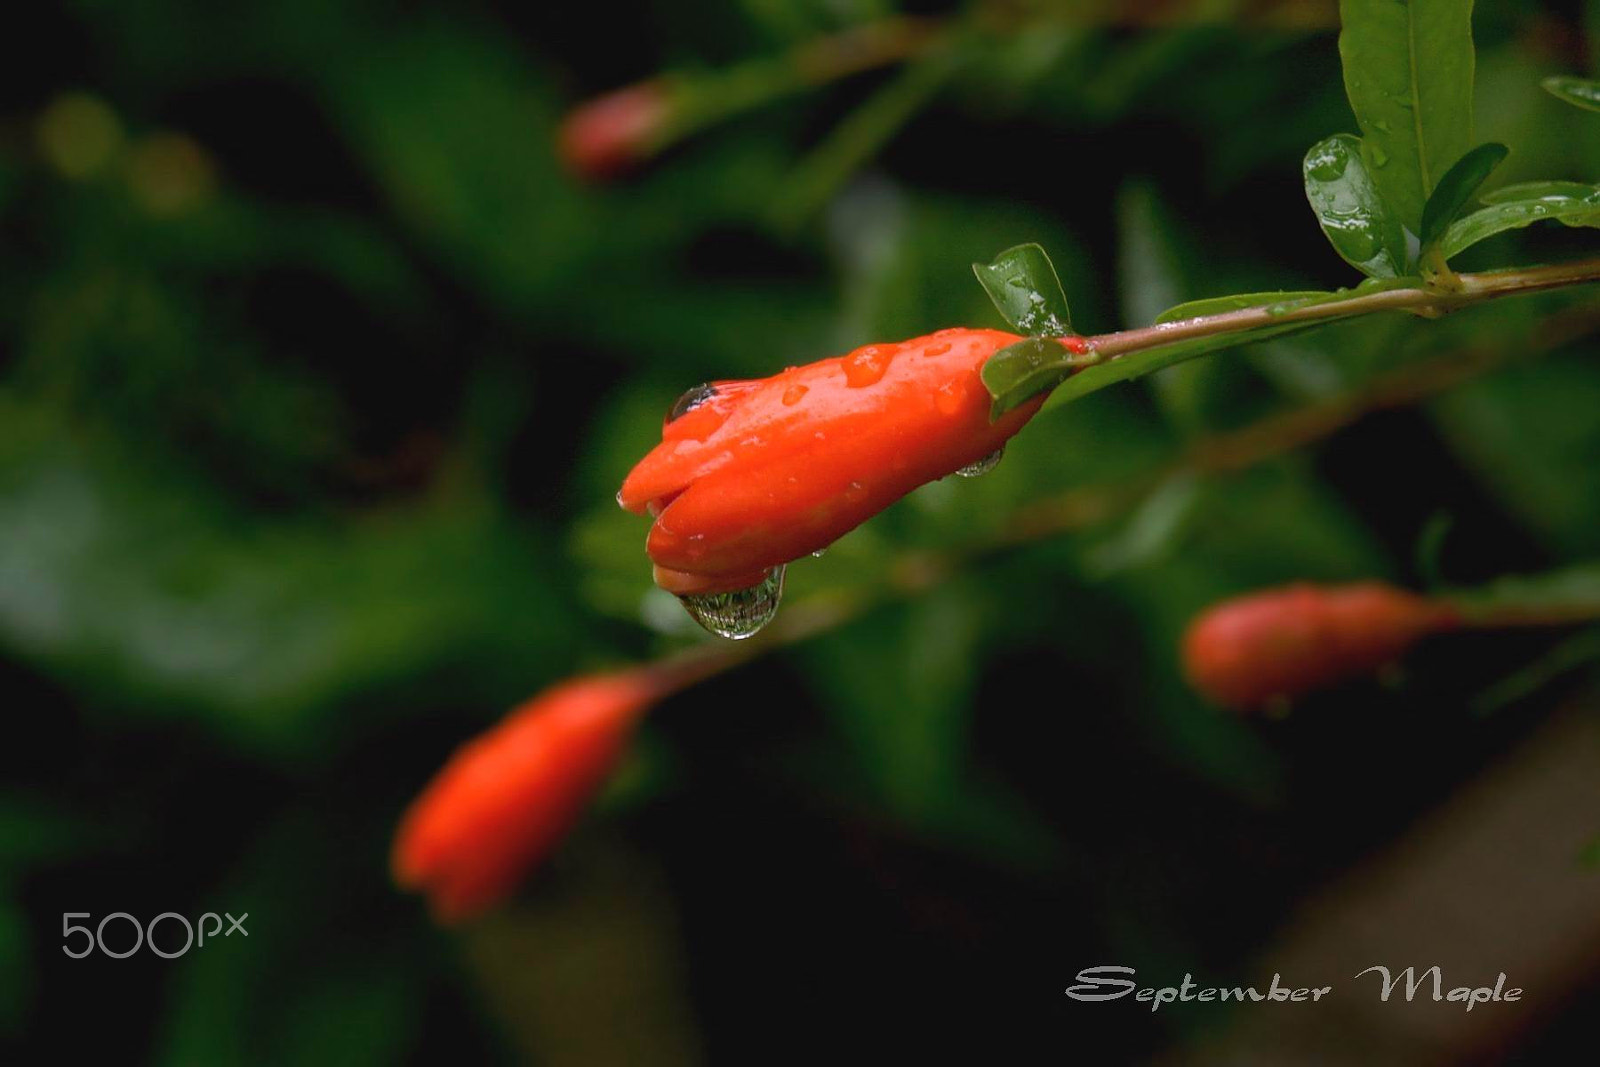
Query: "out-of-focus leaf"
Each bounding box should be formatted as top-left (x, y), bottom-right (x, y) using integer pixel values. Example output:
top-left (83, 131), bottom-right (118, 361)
top-left (1542, 74), bottom-right (1600, 113)
top-left (1471, 626), bottom-right (1600, 716)
top-left (1414, 512), bottom-right (1454, 590)
top-left (1303, 133), bottom-right (1410, 277)
top-left (153, 808), bottom-right (424, 1067)
top-left (1419, 142), bottom-right (1509, 251)
top-left (1083, 473), bottom-right (1201, 579)
top-left (772, 47), bottom-right (962, 230)
top-left (1115, 180), bottom-right (1217, 433)
top-left (1155, 291), bottom-right (1334, 324)
top-left (0, 398), bottom-right (582, 753)
top-left (1481, 180), bottom-right (1598, 204)
top-left (1436, 193), bottom-right (1600, 259)
top-left (1339, 0), bottom-right (1476, 232)
top-left (972, 242), bottom-right (1073, 336)
top-left (1454, 562), bottom-right (1600, 619)
top-left (803, 588), bottom-right (980, 820)
top-left (0, 800), bottom-right (94, 867)
top-left (1432, 358), bottom-right (1600, 555)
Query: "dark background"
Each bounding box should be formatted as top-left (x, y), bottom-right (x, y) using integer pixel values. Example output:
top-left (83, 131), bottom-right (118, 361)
top-left (4, 0), bottom-right (1600, 1062)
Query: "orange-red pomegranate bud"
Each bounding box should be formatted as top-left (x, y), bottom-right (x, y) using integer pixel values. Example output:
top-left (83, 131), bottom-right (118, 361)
top-left (392, 670), bottom-right (660, 923)
top-left (1182, 582), bottom-right (1459, 712)
top-left (619, 328), bottom-right (1058, 594)
top-left (556, 81), bottom-right (673, 180)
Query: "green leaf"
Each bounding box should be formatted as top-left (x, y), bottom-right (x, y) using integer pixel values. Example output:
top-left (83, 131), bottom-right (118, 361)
top-left (1155, 291), bottom-right (1335, 324)
top-left (1339, 0), bottom-right (1476, 233)
top-left (1542, 74), bottom-right (1600, 113)
top-left (980, 336), bottom-right (1080, 417)
top-left (1436, 194), bottom-right (1600, 260)
top-left (1419, 141), bottom-right (1508, 251)
top-left (1481, 180), bottom-right (1598, 205)
top-left (972, 243), bottom-right (1073, 335)
top-left (1303, 134), bottom-right (1410, 277)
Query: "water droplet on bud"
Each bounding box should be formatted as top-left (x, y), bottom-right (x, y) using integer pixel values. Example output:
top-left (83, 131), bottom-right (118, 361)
top-left (679, 565), bottom-right (786, 640)
top-left (667, 383), bottom-right (717, 423)
top-left (954, 447), bottom-right (1004, 478)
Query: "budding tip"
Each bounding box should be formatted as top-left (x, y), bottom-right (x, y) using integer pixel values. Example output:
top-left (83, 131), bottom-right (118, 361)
top-left (555, 81), bottom-right (672, 182)
top-left (1181, 581), bottom-right (1455, 714)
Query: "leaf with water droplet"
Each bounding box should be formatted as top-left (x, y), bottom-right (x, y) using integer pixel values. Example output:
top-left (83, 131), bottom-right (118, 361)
top-left (1303, 134), bottom-right (1409, 277)
top-left (1542, 74), bottom-right (1600, 113)
top-left (1435, 195), bottom-right (1600, 260)
top-left (679, 565), bottom-right (785, 639)
top-left (1155, 290), bottom-right (1334, 324)
top-left (971, 243), bottom-right (1072, 336)
top-left (1418, 142), bottom-right (1509, 253)
top-left (980, 337), bottom-right (1079, 418)
top-left (1481, 180), bottom-right (1597, 205)
top-left (1339, 0), bottom-right (1475, 233)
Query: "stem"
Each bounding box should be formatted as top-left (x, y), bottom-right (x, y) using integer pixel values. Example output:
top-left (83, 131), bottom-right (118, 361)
top-left (663, 16), bottom-right (945, 145)
top-left (1079, 258), bottom-right (1600, 362)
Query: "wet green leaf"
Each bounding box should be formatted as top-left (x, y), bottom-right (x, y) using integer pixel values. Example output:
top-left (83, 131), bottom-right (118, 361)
top-left (1303, 134), bottom-right (1410, 277)
top-left (972, 243), bottom-right (1073, 335)
top-left (1419, 142), bottom-right (1508, 251)
top-left (1542, 74), bottom-right (1600, 113)
top-left (1339, 0), bottom-right (1477, 233)
top-left (1155, 290), bottom-right (1335, 324)
top-left (1481, 180), bottom-right (1598, 205)
top-left (980, 336), bottom-right (1079, 417)
top-left (1436, 194), bottom-right (1600, 260)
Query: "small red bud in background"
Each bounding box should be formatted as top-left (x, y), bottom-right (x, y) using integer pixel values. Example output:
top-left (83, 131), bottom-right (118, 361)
top-left (392, 670), bottom-right (662, 923)
top-left (557, 81), bottom-right (673, 180)
top-left (1182, 582), bottom-right (1459, 713)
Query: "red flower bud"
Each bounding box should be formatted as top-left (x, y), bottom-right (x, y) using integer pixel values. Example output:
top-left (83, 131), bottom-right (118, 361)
top-left (556, 81), bottom-right (673, 180)
top-left (392, 670), bottom-right (659, 923)
top-left (618, 328), bottom-right (1054, 594)
top-left (1182, 582), bottom-right (1459, 712)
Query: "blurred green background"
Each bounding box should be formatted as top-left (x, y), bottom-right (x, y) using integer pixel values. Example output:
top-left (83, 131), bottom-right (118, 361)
top-left (5, 0), bottom-right (1600, 1062)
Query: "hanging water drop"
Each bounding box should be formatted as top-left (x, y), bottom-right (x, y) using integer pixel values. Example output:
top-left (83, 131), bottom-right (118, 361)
top-left (811, 547), bottom-right (828, 558)
top-left (679, 565), bottom-right (786, 640)
top-left (954, 446), bottom-right (1004, 478)
top-left (667, 383), bottom-right (717, 423)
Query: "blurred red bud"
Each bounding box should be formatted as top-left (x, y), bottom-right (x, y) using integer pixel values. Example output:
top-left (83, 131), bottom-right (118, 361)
top-left (557, 81), bottom-right (673, 180)
top-left (1182, 582), bottom-right (1458, 712)
top-left (392, 670), bottom-right (661, 923)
